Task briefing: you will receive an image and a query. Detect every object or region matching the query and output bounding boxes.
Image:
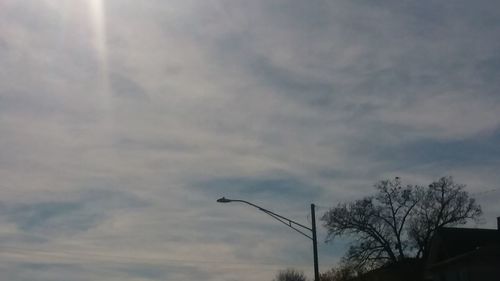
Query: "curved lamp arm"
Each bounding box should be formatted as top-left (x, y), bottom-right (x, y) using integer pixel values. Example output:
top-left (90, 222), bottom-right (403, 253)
top-left (217, 197), bottom-right (313, 240)
top-left (217, 196), bottom-right (320, 281)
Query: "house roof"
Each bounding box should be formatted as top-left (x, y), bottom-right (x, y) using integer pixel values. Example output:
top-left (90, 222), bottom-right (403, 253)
top-left (430, 244), bottom-right (500, 270)
top-left (349, 259), bottom-right (424, 281)
top-left (429, 227), bottom-right (500, 263)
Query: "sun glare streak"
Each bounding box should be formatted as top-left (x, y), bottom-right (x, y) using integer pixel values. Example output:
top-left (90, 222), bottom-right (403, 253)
top-left (89, 0), bottom-right (111, 111)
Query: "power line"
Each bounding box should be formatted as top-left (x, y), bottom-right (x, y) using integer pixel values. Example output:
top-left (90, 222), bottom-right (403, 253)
top-left (472, 187), bottom-right (500, 196)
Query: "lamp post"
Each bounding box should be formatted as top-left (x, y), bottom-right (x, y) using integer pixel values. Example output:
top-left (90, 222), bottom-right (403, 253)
top-left (217, 197), bottom-right (320, 281)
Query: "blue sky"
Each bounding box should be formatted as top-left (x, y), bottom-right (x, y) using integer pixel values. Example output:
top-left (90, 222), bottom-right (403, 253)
top-left (1, 0), bottom-right (499, 280)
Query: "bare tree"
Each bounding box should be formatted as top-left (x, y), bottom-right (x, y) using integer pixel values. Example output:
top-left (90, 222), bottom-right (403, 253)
top-left (321, 177), bottom-right (482, 269)
top-left (320, 265), bottom-right (356, 281)
top-left (409, 176), bottom-right (482, 258)
top-left (273, 268), bottom-right (307, 281)
top-left (321, 178), bottom-right (418, 268)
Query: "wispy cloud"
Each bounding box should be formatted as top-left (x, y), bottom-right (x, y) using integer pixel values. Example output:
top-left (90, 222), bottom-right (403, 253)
top-left (0, 0), bottom-right (499, 280)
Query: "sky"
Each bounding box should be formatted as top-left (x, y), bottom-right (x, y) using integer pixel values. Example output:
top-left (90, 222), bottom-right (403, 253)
top-left (0, 0), bottom-right (500, 280)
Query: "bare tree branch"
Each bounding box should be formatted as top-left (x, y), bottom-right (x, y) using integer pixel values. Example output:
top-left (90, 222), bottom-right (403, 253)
top-left (322, 176), bottom-right (482, 268)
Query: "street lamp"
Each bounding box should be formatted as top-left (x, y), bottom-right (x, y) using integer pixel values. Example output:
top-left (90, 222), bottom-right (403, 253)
top-left (217, 197), bottom-right (320, 281)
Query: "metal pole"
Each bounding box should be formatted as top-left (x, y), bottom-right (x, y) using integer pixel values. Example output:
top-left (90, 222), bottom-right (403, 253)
top-left (311, 203), bottom-right (319, 281)
top-left (217, 197), bottom-right (320, 281)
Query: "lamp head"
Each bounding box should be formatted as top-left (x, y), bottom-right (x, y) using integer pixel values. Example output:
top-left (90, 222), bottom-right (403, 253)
top-left (217, 197), bottom-right (232, 203)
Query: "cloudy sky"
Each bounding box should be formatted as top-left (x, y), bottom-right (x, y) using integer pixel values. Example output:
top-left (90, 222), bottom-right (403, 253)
top-left (1, 0), bottom-right (500, 280)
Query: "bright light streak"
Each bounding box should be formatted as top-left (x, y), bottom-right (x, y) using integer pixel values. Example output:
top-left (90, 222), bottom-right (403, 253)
top-left (89, 0), bottom-right (111, 110)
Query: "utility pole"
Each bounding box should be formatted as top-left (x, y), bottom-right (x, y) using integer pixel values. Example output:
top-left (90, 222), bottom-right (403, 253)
top-left (311, 204), bottom-right (320, 281)
top-left (217, 197), bottom-right (321, 281)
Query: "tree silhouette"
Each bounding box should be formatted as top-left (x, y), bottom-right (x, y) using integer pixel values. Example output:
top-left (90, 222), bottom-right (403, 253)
top-left (321, 176), bottom-right (482, 269)
top-left (273, 268), bottom-right (307, 281)
top-left (319, 266), bottom-right (356, 281)
top-left (409, 176), bottom-right (482, 258)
